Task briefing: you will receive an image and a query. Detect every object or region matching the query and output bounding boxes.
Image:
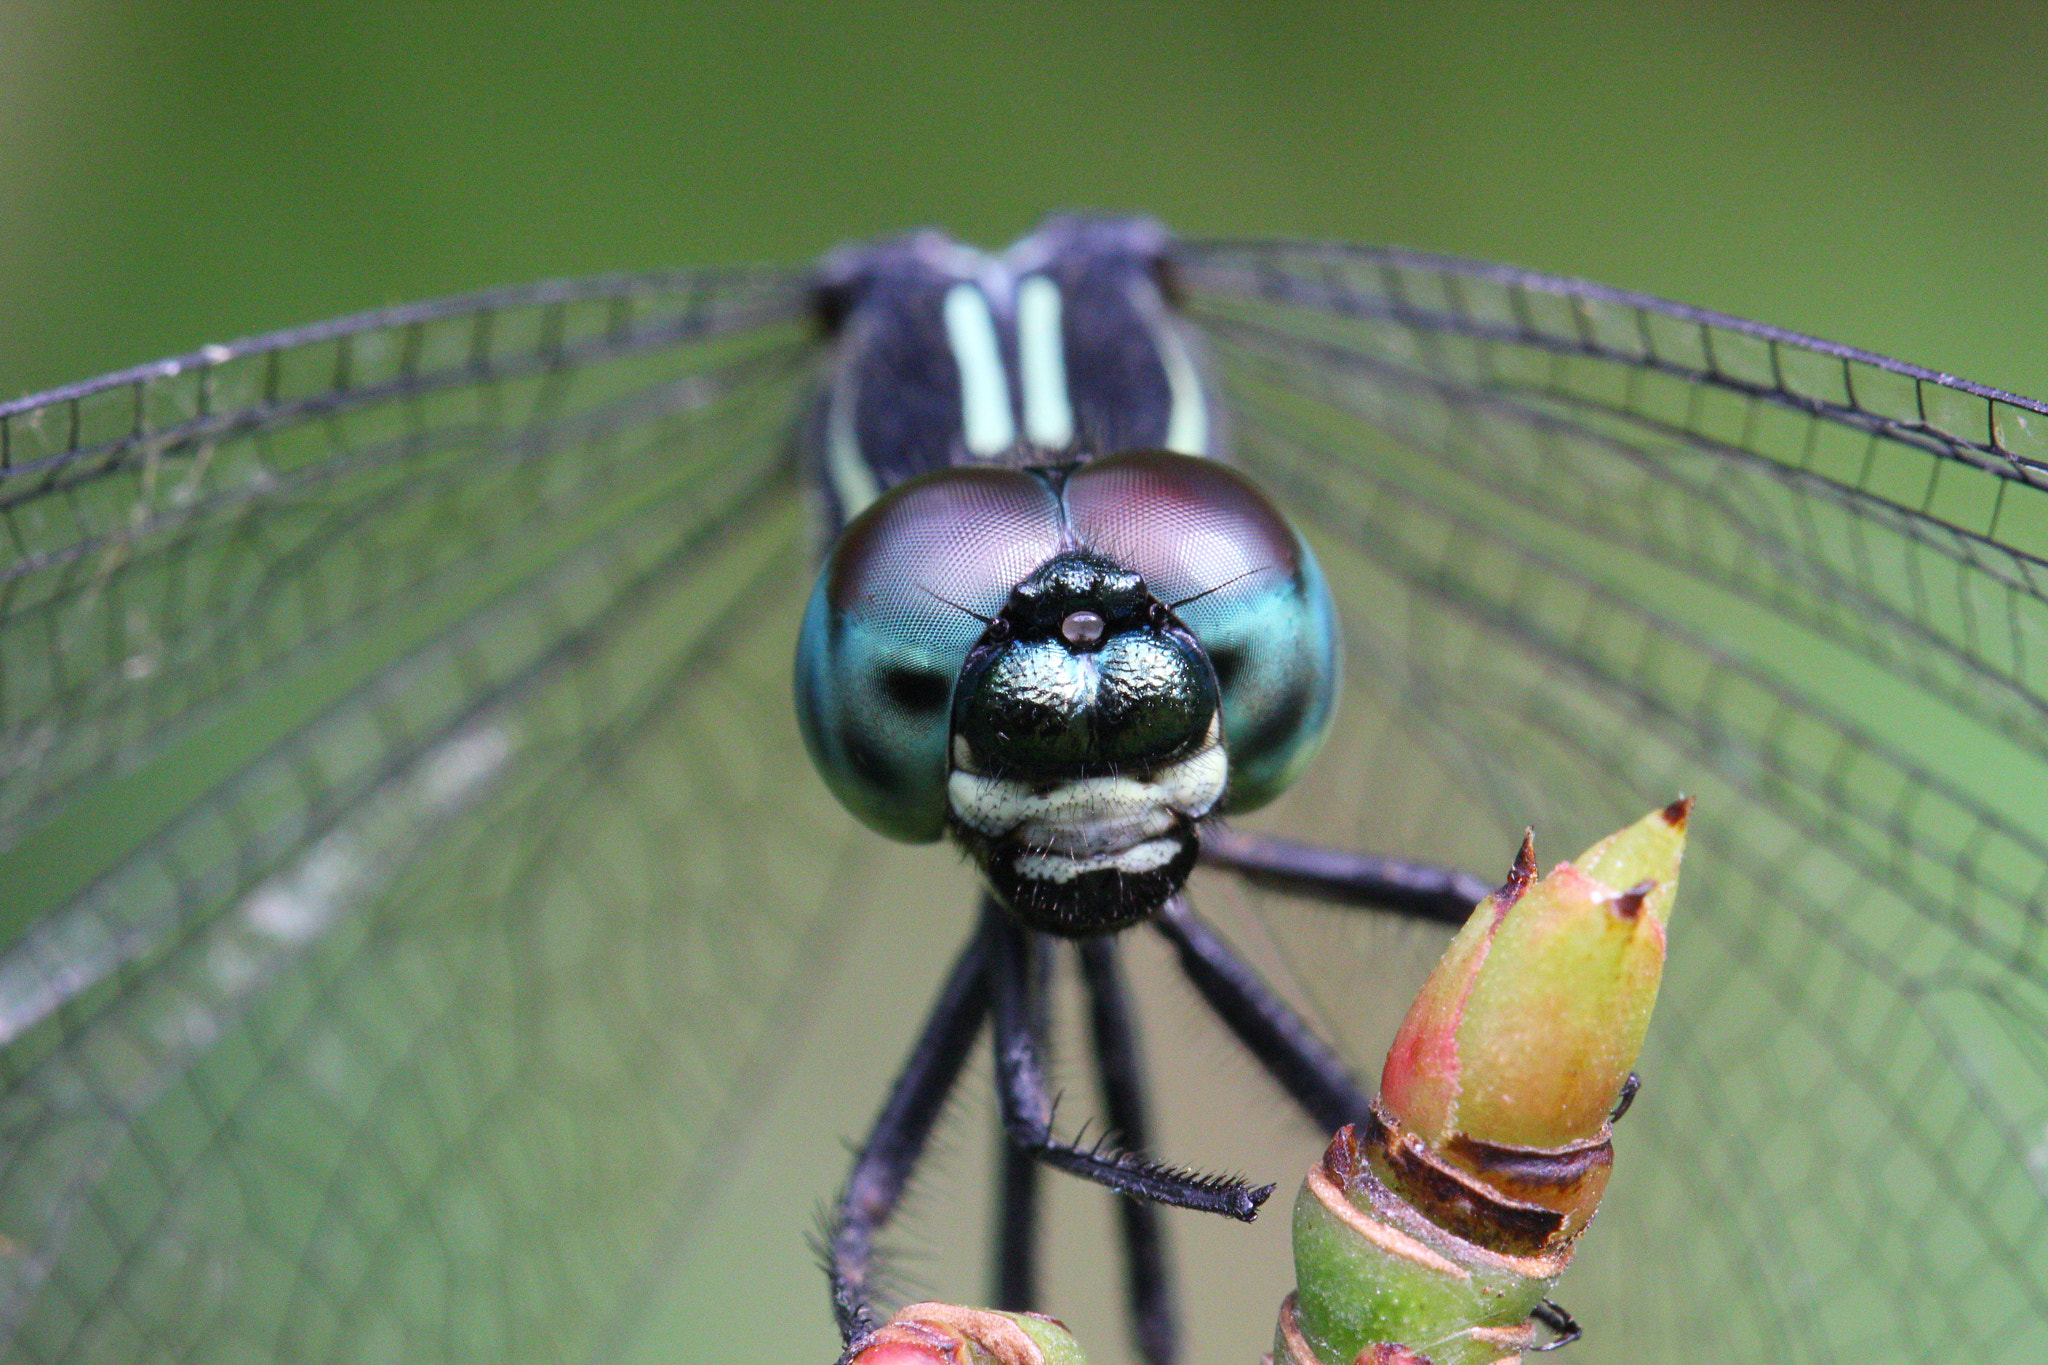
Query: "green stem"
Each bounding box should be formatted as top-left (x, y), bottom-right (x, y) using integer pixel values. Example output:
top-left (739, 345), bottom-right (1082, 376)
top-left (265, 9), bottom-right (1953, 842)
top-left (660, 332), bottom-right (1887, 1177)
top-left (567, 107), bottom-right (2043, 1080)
top-left (1278, 1126), bottom-right (1562, 1365)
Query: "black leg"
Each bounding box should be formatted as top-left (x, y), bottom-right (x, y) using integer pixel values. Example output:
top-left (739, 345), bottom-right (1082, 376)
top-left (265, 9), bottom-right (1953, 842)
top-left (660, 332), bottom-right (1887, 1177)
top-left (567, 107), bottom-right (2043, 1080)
top-left (988, 898), bottom-right (1273, 1221)
top-left (1077, 936), bottom-right (1178, 1365)
top-left (1151, 895), bottom-right (1372, 1134)
top-left (827, 913), bottom-right (996, 1354)
top-left (991, 933), bottom-right (1052, 1313)
top-left (992, 1134), bottom-right (1042, 1312)
top-left (1200, 827), bottom-right (1490, 926)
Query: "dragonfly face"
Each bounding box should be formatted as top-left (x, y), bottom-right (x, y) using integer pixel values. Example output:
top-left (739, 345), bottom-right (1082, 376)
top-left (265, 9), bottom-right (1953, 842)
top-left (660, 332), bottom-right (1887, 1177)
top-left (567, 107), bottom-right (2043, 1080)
top-left (796, 454), bottom-right (1339, 934)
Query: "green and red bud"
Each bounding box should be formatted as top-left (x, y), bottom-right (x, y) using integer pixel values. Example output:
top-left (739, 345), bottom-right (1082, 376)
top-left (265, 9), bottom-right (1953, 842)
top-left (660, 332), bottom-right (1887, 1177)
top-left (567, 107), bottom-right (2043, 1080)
top-left (848, 1303), bottom-right (1087, 1365)
top-left (1380, 798), bottom-right (1688, 1154)
top-left (1280, 801), bottom-right (1691, 1365)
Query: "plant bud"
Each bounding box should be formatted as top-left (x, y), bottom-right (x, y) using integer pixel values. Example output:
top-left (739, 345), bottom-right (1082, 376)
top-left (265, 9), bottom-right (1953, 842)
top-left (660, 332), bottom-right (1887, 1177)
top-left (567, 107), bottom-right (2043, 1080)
top-left (1380, 799), bottom-right (1688, 1152)
top-left (848, 1303), bottom-right (1086, 1365)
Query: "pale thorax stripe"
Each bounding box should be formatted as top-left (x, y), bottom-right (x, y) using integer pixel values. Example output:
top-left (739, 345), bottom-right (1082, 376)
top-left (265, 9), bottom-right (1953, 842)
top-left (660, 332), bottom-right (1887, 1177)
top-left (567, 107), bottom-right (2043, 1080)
top-left (825, 365), bottom-right (882, 519)
top-left (1127, 275), bottom-right (1209, 456)
top-left (832, 264), bottom-right (1202, 521)
top-left (1016, 275), bottom-right (1075, 448)
top-left (943, 283), bottom-right (1019, 457)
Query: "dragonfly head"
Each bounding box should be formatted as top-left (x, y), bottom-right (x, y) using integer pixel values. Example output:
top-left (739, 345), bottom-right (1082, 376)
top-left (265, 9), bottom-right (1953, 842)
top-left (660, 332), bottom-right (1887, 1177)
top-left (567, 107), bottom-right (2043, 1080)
top-left (794, 449), bottom-right (1340, 936)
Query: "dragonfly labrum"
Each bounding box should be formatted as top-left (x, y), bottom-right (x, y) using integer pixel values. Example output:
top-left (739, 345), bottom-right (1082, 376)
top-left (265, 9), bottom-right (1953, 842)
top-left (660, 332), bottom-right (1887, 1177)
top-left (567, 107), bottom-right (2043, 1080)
top-left (1, 215), bottom-right (2043, 1364)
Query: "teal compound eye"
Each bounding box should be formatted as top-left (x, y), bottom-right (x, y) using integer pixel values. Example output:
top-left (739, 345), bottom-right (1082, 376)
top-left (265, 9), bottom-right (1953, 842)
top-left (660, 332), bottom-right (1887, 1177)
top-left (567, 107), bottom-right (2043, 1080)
top-left (794, 463), bottom-right (1069, 843)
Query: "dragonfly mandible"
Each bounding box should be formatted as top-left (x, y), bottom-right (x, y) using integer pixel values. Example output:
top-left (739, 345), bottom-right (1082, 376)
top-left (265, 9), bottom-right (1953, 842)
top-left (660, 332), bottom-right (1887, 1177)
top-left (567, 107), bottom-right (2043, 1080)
top-left (1, 215), bottom-right (2044, 1365)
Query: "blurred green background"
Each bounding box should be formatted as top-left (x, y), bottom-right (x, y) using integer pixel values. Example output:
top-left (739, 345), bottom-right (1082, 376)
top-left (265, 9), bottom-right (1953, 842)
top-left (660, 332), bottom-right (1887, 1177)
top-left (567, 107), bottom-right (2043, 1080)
top-left (6, 0), bottom-right (2048, 404)
top-left (5, 1), bottom-right (2047, 1362)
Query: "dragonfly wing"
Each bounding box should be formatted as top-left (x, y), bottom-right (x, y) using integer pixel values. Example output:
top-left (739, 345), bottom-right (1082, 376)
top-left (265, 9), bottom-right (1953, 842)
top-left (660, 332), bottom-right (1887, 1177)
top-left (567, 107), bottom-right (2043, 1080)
top-left (1176, 241), bottom-right (2048, 1364)
top-left (0, 271), bottom-right (879, 1363)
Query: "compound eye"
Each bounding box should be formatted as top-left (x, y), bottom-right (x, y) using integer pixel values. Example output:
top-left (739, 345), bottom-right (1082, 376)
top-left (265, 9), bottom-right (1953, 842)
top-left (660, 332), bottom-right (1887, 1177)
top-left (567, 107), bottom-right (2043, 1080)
top-left (825, 467), bottom-right (1066, 628)
top-left (1062, 449), bottom-right (1304, 607)
top-left (1061, 450), bottom-right (1340, 813)
top-left (795, 466), bottom-right (1066, 843)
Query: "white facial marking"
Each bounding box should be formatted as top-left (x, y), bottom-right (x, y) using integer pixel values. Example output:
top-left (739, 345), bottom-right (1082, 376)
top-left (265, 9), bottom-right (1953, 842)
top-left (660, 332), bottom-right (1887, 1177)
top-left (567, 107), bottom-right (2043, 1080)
top-left (947, 741), bottom-right (1228, 862)
top-left (1013, 837), bottom-right (1185, 884)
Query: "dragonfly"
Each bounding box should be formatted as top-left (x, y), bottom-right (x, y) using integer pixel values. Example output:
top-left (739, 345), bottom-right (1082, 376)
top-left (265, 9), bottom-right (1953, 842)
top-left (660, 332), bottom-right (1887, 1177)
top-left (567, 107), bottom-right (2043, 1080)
top-left (1, 214), bottom-right (2044, 1365)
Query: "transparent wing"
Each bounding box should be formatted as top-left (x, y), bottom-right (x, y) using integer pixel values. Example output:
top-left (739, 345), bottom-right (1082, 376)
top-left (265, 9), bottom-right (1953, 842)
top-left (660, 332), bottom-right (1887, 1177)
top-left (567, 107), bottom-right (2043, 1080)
top-left (0, 271), bottom-right (889, 1363)
top-left (1175, 241), bottom-right (2048, 1364)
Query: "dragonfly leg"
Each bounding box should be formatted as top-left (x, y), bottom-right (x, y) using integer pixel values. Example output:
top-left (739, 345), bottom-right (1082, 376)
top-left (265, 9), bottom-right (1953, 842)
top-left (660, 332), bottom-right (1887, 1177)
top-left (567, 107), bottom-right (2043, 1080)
top-left (1151, 895), bottom-right (1372, 1134)
top-left (989, 901), bottom-right (1273, 1221)
top-left (992, 1130), bottom-right (1043, 1310)
top-left (991, 934), bottom-right (1051, 1314)
top-left (1199, 827), bottom-right (1490, 926)
top-left (1077, 935), bottom-right (1178, 1365)
top-left (827, 913), bottom-right (996, 1357)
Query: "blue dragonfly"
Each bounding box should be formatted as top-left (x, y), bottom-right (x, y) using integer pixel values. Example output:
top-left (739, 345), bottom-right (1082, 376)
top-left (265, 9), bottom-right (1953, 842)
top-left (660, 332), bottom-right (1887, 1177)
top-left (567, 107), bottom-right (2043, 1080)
top-left (0, 215), bottom-right (2043, 1365)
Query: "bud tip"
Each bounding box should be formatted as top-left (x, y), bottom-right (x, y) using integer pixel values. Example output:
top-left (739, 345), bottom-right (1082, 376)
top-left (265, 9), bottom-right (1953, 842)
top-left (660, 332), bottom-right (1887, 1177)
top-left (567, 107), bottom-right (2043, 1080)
top-left (1502, 829), bottom-right (1538, 901)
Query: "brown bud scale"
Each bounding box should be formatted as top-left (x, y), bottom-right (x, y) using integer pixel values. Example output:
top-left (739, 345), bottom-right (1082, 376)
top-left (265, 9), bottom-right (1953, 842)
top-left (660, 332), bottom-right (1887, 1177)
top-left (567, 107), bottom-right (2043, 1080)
top-left (1320, 1125), bottom-right (1571, 1281)
top-left (1356, 1105), bottom-right (1612, 1256)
